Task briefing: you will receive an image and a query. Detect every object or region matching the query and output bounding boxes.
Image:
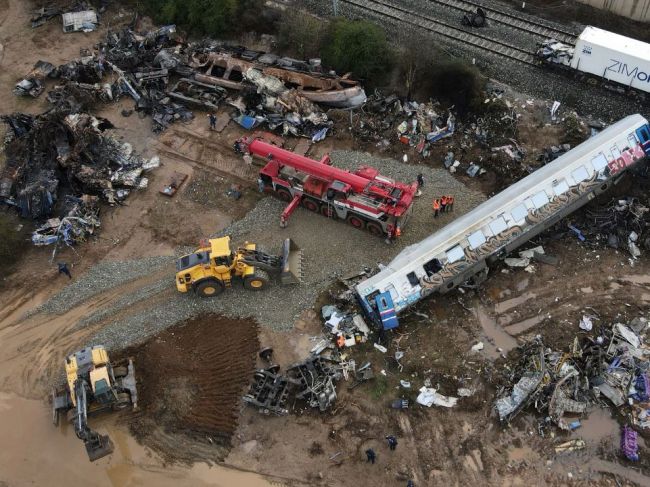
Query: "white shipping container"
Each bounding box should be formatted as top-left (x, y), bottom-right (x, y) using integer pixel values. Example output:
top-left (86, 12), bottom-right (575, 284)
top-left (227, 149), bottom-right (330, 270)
top-left (570, 26), bottom-right (650, 94)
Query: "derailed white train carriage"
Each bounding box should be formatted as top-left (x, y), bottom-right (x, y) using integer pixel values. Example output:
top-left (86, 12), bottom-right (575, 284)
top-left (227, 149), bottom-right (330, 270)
top-left (356, 115), bottom-right (650, 330)
top-left (539, 26), bottom-right (650, 95)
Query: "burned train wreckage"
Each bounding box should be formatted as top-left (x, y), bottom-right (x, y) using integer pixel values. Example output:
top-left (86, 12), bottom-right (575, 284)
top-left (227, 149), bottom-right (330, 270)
top-left (0, 111), bottom-right (158, 247)
top-left (4, 23), bottom-right (367, 247)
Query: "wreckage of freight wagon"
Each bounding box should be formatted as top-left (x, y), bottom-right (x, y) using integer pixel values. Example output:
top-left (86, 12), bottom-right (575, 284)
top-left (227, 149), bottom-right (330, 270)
top-left (191, 51), bottom-right (367, 109)
top-left (0, 111), bottom-right (158, 245)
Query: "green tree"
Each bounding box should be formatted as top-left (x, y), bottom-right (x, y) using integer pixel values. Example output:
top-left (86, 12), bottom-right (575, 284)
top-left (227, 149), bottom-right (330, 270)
top-left (277, 11), bottom-right (326, 59)
top-left (322, 19), bottom-right (394, 84)
top-left (428, 62), bottom-right (485, 116)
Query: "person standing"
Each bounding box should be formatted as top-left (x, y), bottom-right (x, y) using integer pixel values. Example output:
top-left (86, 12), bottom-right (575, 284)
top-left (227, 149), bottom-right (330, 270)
top-left (432, 198), bottom-right (441, 218)
top-left (440, 195), bottom-right (448, 213)
top-left (447, 195), bottom-right (454, 211)
top-left (208, 113), bottom-right (217, 130)
top-left (386, 435), bottom-right (398, 451)
top-left (365, 448), bottom-right (376, 464)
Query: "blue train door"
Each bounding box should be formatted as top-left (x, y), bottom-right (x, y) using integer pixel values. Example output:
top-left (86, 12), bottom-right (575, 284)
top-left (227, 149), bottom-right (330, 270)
top-left (375, 291), bottom-right (399, 330)
top-left (636, 124), bottom-right (650, 156)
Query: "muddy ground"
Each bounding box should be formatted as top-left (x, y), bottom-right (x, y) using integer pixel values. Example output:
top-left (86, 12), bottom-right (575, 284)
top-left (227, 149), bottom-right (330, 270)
top-left (1, 1), bottom-right (650, 486)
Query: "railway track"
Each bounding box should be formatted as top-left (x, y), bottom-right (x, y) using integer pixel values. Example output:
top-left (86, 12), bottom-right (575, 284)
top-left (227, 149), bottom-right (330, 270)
top-left (427, 0), bottom-right (578, 44)
top-left (341, 0), bottom-right (537, 66)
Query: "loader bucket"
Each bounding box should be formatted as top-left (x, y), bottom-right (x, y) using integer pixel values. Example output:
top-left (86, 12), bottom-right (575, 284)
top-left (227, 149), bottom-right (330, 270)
top-left (280, 238), bottom-right (303, 284)
top-left (85, 434), bottom-right (114, 461)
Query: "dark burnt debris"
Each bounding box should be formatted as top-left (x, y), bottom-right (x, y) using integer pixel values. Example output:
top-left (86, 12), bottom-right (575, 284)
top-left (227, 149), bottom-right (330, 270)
top-left (0, 111), bottom-right (158, 248)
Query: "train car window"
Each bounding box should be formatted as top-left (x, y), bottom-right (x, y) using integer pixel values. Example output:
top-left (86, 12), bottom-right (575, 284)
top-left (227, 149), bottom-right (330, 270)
top-left (489, 216), bottom-right (508, 235)
top-left (628, 134), bottom-right (638, 148)
top-left (531, 191), bottom-right (549, 209)
top-left (406, 272), bottom-right (420, 286)
top-left (423, 258), bottom-right (443, 276)
top-left (511, 203), bottom-right (528, 222)
top-left (591, 153), bottom-right (608, 172)
top-left (446, 245), bottom-right (465, 263)
top-left (571, 166), bottom-right (590, 183)
top-left (610, 145), bottom-right (621, 160)
top-left (467, 230), bottom-right (487, 250)
top-left (552, 179), bottom-right (570, 196)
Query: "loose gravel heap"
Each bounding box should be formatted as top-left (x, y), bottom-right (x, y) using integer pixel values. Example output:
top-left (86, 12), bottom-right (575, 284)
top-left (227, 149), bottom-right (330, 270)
top-left (39, 152), bottom-right (485, 351)
top-left (303, 0), bottom-right (648, 122)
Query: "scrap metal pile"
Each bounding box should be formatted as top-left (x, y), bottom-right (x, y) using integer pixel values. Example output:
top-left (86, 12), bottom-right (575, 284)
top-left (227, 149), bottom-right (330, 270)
top-left (355, 91), bottom-right (455, 155)
top-left (244, 350), bottom-right (342, 415)
top-left (14, 21), bottom-right (365, 137)
top-left (0, 111), bottom-right (158, 247)
top-left (495, 317), bottom-right (650, 461)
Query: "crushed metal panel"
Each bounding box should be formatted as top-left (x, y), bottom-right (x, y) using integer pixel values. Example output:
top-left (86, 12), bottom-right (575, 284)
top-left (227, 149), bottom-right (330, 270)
top-left (62, 11), bottom-right (98, 33)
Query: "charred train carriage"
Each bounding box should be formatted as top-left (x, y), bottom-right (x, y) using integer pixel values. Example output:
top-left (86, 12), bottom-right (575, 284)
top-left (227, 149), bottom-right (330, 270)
top-left (356, 115), bottom-right (650, 330)
top-left (239, 137), bottom-right (418, 238)
top-left (538, 26), bottom-right (650, 96)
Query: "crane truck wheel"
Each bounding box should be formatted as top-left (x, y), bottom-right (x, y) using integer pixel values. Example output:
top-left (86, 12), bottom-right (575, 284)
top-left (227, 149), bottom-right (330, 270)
top-left (302, 198), bottom-right (319, 212)
top-left (346, 215), bottom-right (365, 229)
top-left (243, 270), bottom-right (269, 291)
top-left (321, 204), bottom-right (337, 219)
top-left (276, 187), bottom-right (292, 202)
top-left (195, 279), bottom-right (224, 297)
top-left (366, 222), bottom-right (383, 236)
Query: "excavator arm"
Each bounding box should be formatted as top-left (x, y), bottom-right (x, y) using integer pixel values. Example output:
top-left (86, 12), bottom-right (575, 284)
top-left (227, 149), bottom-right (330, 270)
top-left (73, 379), bottom-right (115, 461)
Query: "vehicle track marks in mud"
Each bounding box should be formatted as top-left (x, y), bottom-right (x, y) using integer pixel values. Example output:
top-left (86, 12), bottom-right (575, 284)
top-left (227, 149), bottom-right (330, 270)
top-left (122, 314), bottom-right (259, 465)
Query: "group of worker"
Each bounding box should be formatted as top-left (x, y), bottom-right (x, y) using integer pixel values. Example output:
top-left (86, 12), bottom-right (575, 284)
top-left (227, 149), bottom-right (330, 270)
top-left (364, 436), bottom-right (415, 485)
top-left (432, 195), bottom-right (454, 217)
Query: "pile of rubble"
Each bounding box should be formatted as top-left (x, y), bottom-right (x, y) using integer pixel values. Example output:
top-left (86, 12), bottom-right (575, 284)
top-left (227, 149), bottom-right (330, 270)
top-left (243, 348), bottom-right (342, 415)
top-left (495, 316), bottom-right (650, 461)
top-left (15, 21), bottom-right (366, 137)
top-left (1, 111), bottom-right (158, 247)
top-left (355, 91), bottom-right (455, 156)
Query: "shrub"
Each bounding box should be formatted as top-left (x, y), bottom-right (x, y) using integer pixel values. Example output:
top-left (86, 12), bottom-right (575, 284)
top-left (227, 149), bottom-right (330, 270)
top-left (277, 11), bottom-right (326, 60)
top-left (322, 19), bottom-right (394, 85)
top-left (428, 62), bottom-right (485, 116)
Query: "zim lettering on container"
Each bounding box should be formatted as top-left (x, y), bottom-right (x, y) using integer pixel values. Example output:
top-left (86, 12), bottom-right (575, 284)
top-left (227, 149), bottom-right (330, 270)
top-left (606, 59), bottom-right (650, 83)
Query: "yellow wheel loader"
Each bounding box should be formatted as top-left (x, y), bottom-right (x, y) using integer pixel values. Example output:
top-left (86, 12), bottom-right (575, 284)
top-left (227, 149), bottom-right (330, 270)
top-left (175, 236), bottom-right (303, 297)
top-left (51, 346), bottom-right (138, 461)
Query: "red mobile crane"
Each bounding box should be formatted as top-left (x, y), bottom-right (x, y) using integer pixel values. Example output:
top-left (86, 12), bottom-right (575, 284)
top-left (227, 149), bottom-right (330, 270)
top-left (238, 137), bottom-right (418, 238)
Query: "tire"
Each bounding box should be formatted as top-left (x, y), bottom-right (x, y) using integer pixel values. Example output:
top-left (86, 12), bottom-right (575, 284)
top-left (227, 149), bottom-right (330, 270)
top-left (195, 279), bottom-right (224, 298)
top-left (366, 222), bottom-right (384, 236)
top-left (302, 198), bottom-right (319, 212)
top-left (321, 204), bottom-right (337, 218)
top-left (276, 187), bottom-right (292, 202)
top-left (113, 366), bottom-right (128, 378)
top-left (243, 269), bottom-right (269, 291)
top-left (346, 214), bottom-right (365, 229)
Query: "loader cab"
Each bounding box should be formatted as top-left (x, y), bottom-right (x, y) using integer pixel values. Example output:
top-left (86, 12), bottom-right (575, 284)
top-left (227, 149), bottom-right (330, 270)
top-left (209, 237), bottom-right (234, 272)
top-left (90, 366), bottom-right (115, 405)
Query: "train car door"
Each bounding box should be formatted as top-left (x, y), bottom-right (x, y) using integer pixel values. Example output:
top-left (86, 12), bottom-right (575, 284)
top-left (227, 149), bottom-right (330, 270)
top-left (375, 291), bottom-right (399, 330)
top-left (636, 125), bottom-right (650, 156)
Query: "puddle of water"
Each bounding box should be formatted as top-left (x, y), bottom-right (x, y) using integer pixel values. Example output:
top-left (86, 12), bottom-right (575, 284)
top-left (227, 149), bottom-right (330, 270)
top-left (576, 409), bottom-right (619, 446)
top-left (495, 292), bottom-right (537, 314)
top-left (0, 392), bottom-right (276, 487)
top-left (503, 315), bottom-right (544, 336)
top-left (474, 307), bottom-right (518, 359)
top-left (621, 275), bottom-right (650, 285)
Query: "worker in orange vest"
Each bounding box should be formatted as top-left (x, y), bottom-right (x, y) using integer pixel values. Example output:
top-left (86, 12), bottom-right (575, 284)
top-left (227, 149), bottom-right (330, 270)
top-left (432, 198), bottom-right (441, 217)
top-left (440, 195), bottom-right (448, 213)
top-left (447, 195), bottom-right (454, 211)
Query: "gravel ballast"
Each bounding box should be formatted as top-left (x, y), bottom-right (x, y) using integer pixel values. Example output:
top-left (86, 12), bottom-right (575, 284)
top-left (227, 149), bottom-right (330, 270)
top-left (39, 152), bottom-right (485, 351)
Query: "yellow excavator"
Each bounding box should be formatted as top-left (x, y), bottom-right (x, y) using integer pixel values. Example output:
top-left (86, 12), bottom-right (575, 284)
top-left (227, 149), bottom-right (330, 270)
top-left (175, 236), bottom-right (302, 297)
top-left (51, 346), bottom-right (138, 461)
